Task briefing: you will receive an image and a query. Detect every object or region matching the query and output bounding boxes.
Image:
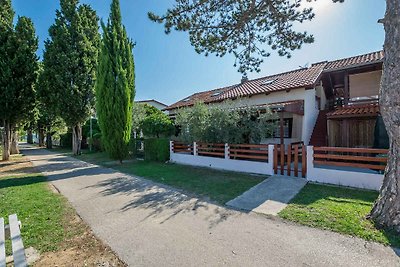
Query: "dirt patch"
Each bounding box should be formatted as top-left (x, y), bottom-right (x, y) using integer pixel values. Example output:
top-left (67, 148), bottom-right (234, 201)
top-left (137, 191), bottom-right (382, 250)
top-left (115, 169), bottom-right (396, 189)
top-left (34, 212), bottom-right (126, 267)
top-left (0, 155), bottom-right (37, 178)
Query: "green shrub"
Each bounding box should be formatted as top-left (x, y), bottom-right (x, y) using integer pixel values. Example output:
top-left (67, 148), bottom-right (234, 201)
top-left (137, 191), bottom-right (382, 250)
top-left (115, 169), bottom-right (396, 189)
top-left (60, 132), bottom-right (72, 148)
top-left (130, 138), bottom-right (144, 159)
top-left (144, 138), bottom-right (170, 162)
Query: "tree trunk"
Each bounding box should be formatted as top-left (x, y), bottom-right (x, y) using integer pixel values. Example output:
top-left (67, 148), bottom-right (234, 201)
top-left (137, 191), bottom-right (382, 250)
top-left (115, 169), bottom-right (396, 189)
top-left (27, 129), bottom-right (33, 144)
top-left (72, 123), bottom-right (82, 155)
top-left (46, 126), bottom-right (53, 149)
top-left (10, 126), bottom-right (19, 155)
top-left (370, 0), bottom-right (400, 233)
top-left (1, 120), bottom-right (10, 161)
top-left (38, 126), bottom-right (45, 147)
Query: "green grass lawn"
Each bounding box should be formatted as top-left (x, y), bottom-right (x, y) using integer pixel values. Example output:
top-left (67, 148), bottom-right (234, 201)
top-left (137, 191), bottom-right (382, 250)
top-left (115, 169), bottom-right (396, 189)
top-left (279, 183), bottom-right (400, 247)
top-left (0, 174), bottom-right (67, 254)
top-left (65, 150), bottom-right (266, 204)
top-left (0, 156), bottom-right (82, 255)
top-left (114, 161), bottom-right (265, 204)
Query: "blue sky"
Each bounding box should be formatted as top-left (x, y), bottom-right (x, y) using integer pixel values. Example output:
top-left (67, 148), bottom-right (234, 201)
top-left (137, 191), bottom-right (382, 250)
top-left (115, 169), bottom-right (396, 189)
top-left (12, 0), bottom-right (385, 105)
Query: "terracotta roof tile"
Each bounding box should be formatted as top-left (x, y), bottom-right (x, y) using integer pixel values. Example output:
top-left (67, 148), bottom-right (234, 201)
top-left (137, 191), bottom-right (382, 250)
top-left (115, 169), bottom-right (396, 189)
top-left (327, 104), bottom-right (379, 118)
top-left (324, 51), bottom-right (384, 72)
top-left (165, 85), bottom-right (236, 110)
top-left (166, 63), bottom-right (326, 110)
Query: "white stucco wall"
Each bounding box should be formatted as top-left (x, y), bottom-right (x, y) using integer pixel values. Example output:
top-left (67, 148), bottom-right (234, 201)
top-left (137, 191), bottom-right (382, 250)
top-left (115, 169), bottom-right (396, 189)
top-left (170, 142), bottom-right (274, 175)
top-left (302, 89), bottom-right (319, 145)
top-left (306, 146), bottom-right (383, 190)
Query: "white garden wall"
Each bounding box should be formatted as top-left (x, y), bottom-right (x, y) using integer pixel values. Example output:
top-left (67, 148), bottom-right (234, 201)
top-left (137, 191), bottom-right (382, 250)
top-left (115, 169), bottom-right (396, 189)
top-left (306, 146), bottom-right (384, 191)
top-left (170, 142), bottom-right (274, 176)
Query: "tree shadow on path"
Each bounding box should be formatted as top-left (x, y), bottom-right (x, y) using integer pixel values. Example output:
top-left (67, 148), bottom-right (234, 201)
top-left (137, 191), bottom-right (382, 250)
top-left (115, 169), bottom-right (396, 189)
top-left (87, 175), bottom-right (238, 229)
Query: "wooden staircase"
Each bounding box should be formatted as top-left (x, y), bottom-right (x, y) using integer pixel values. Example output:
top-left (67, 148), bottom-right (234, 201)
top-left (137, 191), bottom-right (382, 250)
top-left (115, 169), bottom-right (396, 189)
top-left (309, 110), bottom-right (328, 146)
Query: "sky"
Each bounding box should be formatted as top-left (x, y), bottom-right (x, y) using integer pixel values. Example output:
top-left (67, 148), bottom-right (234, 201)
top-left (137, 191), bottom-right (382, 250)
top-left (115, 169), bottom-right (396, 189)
top-left (12, 0), bottom-right (385, 106)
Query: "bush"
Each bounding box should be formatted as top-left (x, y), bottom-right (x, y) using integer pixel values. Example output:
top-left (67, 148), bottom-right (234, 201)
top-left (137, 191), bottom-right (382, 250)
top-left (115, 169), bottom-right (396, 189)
top-left (175, 100), bottom-right (277, 144)
top-left (87, 132), bottom-right (103, 152)
top-left (60, 132), bottom-right (72, 148)
top-left (144, 138), bottom-right (170, 162)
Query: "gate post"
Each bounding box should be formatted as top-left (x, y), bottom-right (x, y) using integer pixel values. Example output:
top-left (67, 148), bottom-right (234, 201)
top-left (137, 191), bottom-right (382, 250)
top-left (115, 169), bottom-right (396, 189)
top-left (193, 142), bottom-right (198, 156)
top-left (224, 143), bottom-right (229, 159)
top-left (306, 146), bottom-right (314, 180)
top-left (267, 145), bottom-right (274, 175)
top-left (273, 144), bottom-right (278, 174)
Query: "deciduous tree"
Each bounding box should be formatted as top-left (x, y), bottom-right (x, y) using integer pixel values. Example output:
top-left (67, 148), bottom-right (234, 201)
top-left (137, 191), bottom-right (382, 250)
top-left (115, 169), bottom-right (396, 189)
top-left (43, 0), bottom-right (99, 155)
top-left (140, 104), bottom-right (174, 138)
top-left (0, 0), bottom-right (38, 160)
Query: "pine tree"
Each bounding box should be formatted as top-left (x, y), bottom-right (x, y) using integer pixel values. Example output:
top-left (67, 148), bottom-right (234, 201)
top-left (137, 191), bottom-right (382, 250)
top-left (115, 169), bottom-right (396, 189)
top-left (43, 0), bottom-right (99, 155)
top-left (96, 0), bottom-right (135, 162)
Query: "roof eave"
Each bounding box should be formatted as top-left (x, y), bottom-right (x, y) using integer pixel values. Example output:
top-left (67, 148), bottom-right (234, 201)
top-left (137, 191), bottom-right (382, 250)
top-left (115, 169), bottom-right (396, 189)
top-left (323, 60), bottom-right (383, 74)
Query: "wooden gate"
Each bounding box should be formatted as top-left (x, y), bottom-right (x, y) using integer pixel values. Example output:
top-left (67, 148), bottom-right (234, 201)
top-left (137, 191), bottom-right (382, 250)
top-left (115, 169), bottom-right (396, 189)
top-left (273, 142), bottom-right (307, 178)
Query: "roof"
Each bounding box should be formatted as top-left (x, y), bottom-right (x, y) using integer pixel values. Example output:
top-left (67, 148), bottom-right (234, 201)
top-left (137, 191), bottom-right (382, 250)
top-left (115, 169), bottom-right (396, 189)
top-left (327, 104), bottom-right (379, 119)
top-left (166, 63), bottom-right (326, 110)
top-left (167, 50), bottom-right (384, 110)
top-left (135, 99), bottom-right (168, 107)
top-left (324, 50), bottom-right (384, 72)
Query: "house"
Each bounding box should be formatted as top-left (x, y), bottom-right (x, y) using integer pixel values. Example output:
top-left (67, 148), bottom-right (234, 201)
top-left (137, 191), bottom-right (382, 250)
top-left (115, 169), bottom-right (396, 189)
top-left (319, 51), bottom-right (384, 148)
top-left (135, 99), bottom-right (169, 114)
top-left (166, 51), bottom-right (386, 148)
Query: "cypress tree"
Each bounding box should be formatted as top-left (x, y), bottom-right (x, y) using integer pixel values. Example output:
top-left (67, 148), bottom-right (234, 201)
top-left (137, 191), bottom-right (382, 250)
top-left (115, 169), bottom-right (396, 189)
top-left (96, 0), bottom-right (135, 162)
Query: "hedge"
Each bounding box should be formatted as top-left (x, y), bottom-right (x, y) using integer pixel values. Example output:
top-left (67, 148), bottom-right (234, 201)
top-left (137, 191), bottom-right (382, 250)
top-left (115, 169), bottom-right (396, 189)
top-left (60, 132), bottom-right (72, 148)
top-left (144, 138), bottom-right (170, 162)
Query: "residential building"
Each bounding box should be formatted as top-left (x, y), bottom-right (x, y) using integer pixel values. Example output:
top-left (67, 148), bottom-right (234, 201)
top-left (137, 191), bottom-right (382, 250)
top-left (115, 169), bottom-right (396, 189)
top-left (135, 99), bottom-right (168, 114)
top-left (166, 51), bottom-right (386, 148)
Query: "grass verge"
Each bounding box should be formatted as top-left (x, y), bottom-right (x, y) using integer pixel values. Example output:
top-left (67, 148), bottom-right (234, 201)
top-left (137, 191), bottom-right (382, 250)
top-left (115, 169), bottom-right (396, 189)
top-left (114, 160), bottom-right (265, 204)
top-left (0, 154), bottom-right (124, 266)
top-left (279, 183), bottom-right (400, 247)
top-left (0, 173), bottom-right (66, 254)
top-left (55, 149), bottom-right (266, 204)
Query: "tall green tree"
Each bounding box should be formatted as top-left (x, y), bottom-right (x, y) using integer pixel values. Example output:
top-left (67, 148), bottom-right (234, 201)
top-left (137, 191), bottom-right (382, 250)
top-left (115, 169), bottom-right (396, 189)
top-left (0, 0), bottom-right (15, 160)
top-left (151, 0), bottom-right (399, 232)
top-left (0, 0), bottom-right (38, 160)
top-left (96, 0), bottom-right (135, 162)
top-left (134, 104), bottom-right (174, 138)
top-left (36, 63), bottom-right (65, 149)
top-left (43, 0), bottom-right (99, 155)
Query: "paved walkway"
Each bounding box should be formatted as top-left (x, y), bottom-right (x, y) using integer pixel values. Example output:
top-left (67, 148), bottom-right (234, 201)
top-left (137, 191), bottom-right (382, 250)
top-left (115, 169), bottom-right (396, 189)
top-left (227, 175), bottom-right (307, 215)
top-left (22, 146), bottom-right (399, 267)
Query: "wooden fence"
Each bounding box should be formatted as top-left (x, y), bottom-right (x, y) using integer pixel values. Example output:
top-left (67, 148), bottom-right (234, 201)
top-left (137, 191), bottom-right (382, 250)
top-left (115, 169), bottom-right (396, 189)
top-left (197, 143), bottom-right (225, 158)
top-left (171, 141), bottom-right (269, 162)
top-left (229, 144), bottom-right (268, 162)
top-left (313, 147), bottom-right (388, 171)
top-left (273, 143), bottom-right (306, 178)
top-left (172, 141), bottom-right (193, 154)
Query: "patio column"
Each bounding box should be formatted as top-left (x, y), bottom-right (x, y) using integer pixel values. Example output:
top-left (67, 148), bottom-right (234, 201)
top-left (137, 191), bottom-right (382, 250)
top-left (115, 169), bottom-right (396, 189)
top-left (279, 111), bottom-right (284, 145)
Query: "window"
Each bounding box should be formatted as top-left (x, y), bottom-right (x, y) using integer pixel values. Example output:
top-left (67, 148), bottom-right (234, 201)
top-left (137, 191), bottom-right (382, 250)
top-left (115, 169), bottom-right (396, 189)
top-left (273, 118), bottom-right (293, 138)
top-left (211, 92), bottom-right (222, 97)
top-left (261, 79), bottom-right (276, 86)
